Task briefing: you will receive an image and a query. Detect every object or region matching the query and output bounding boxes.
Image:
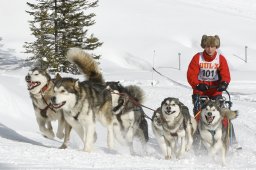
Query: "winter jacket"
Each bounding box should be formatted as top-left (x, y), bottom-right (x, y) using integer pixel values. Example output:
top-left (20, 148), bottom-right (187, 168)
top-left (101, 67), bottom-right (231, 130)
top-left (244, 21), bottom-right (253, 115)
top-left (187, 51), bottom-right (230, 97)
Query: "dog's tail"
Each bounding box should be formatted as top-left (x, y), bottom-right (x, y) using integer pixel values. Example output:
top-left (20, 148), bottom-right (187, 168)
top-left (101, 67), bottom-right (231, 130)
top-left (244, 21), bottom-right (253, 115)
top-left (67, 48), bottom-right (104, 84)
top-left (126, 85), bottom-right (144, 103)
top-left (221, 108), bottom-right (238, 120)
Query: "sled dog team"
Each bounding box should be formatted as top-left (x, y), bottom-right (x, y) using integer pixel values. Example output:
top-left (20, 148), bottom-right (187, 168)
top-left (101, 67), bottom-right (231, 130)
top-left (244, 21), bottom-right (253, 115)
top-left (25, 48), bottom-right (238, 165)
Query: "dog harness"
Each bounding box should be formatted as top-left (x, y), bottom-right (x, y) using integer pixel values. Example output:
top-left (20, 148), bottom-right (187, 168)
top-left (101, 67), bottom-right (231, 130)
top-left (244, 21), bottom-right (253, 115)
top-left (200, 119), bottom-right (222, 146)
top-left (161, 112), bottom-right (185, 137)
top-left (39, 84), bottom-right (56, 118)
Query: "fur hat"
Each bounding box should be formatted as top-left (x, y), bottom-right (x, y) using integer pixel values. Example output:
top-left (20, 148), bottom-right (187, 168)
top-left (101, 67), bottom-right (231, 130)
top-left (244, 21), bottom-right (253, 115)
top-left (201, 35), bottom-right (220, 48)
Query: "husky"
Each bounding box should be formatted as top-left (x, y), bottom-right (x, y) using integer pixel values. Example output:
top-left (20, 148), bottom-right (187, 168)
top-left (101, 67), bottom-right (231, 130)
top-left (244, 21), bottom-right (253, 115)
top-left (198, 99), bottom-right (238, 165)
top-left (152, 97), bottom-right (197, 159)
top-left (25, 67), bottom-right (65, 140)
top-left (50, 48), bottom-right (114, 152)
top-left (106, 81), bottom-right (149, 155)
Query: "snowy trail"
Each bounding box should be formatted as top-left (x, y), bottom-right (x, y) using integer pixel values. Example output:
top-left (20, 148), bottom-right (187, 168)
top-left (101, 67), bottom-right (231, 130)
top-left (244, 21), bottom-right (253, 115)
top-left (1, 0), bottom-right (256, 168)
top-left (1, 70), bottom-right (256, 169)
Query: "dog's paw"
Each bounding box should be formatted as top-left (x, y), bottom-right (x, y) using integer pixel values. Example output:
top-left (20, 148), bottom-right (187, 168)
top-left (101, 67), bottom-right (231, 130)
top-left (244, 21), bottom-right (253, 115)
top-left (59, 144), bottom-right (68, 149)
top-left (56, 132), bottom-right (65, 139)
top-left (185, 145), bottom-right (192, 152)
top-left (83, 146), bottom-right (93, 153)
top-left (221, 160), bottom-right (227, 167)
top-left (176, 151), bottom-right (185, 160)
top-left (209, 148), bottom-right (216, 156)
top-left (165, 155), bottom-right (171, 160)
top-left (42, 130), bottom-right (55, 139)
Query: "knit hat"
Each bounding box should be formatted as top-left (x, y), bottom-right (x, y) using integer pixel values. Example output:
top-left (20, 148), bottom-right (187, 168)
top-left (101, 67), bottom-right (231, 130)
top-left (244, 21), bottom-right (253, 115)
top-left (201, 35), bottom-right (220, 48)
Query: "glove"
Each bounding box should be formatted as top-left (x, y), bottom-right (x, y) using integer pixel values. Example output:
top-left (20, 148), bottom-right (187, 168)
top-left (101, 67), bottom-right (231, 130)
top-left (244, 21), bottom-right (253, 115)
top-left (196, 83), bottom-right (209, 92)
top-left (217, 81), bottom-right (228, 91)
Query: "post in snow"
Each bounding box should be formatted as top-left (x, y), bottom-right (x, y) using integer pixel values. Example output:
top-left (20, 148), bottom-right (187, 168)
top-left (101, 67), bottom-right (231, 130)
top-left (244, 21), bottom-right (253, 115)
top-left (178, 52), bottom-right (181, 70)
top-left (245, 46), bottom-right (248, 63)
top-left (151, 50), bottom-right (155, 86)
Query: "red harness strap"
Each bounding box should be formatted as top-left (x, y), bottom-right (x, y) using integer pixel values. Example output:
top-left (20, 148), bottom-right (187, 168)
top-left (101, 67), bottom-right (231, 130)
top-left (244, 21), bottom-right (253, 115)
top-left (222, 117), bottom-right (229, 128)
top-left (41, 84), bottom-right (48, 93)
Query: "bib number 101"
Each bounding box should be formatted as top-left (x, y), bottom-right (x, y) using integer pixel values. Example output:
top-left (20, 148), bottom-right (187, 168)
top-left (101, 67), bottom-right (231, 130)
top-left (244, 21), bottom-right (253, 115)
top-left (202, 70), bottom-right (215, 77)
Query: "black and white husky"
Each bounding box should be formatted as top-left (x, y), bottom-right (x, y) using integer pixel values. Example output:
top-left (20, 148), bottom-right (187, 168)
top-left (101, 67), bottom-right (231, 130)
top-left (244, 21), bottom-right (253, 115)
top-left (152, 97), bottom-right (197, 159)
top-left (51, 48), bottom-right (114, 152)
top-left (106, 81), bottom-right (149, 155)
top-left (198, 99), bottom-right (238, 165)
top-left (25, 67), bottom-right (65, 139)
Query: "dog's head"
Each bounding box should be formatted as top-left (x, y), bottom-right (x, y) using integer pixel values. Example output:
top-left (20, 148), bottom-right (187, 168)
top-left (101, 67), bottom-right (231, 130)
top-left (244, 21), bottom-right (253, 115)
top-left (51, 73), bottom-right (79, 111)
top-left (25, 67), bottom-right (51, 94)
top-left (105, 81), bottom-right (123, 109)
top-left (105, 81), bottom-right (122, 91)
top-left (200, 99), bottom-right (222, 125)
top-left (161, 97), bottom-right (181, 120)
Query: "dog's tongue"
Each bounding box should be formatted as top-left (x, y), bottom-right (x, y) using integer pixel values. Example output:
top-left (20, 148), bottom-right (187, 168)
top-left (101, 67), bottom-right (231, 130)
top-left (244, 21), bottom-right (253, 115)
top-left (206, 116), bottom-right (215, 123)
top-left (28, 82), bottom-right (37, 89)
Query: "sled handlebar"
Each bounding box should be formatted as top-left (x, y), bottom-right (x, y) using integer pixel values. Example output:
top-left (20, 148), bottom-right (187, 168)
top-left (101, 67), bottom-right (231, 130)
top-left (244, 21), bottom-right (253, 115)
top-left (198, 88), bottom-right (232, 109)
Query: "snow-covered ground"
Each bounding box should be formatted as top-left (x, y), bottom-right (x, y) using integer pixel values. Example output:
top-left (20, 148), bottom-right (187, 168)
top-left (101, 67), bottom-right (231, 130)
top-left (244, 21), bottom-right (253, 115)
top-left (1, 0), bottom-right (256, 169)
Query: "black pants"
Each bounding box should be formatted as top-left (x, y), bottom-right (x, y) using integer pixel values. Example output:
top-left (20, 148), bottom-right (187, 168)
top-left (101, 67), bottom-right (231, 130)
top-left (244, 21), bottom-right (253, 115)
top-left (192, 94), bottom-right (223, 115)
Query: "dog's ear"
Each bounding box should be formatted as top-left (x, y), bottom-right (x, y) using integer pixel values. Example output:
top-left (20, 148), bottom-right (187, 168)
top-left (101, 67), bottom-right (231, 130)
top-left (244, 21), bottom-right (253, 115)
top-left (200, 98), bottom-right (210, 109)
top-left (74, 79), bottom-right (79, 89)
top-left (215, 99), bottom-right (222, 108)
top-left (175, 98), bottom-right (180, 103)
top-left (161, 98), bottom-right (167, 107)
top-left (55, 73), bottom-right (62, 81)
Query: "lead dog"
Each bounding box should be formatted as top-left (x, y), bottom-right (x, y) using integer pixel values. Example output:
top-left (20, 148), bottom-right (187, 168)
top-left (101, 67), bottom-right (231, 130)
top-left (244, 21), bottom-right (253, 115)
top-left (152, 97), bottom-right (197, 159)
top-left (25, 67), bottom-right (65, 139)
top-left (198, 99), bottom-right (238, 165)
top-left (106, 81), bottom-right (149, 155)
top-left (51, 48), bottom-right (114, 152)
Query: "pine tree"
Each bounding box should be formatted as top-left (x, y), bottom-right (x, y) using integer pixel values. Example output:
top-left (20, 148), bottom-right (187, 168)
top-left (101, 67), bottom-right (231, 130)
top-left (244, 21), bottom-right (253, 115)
top-left (24, 0), bottom-right (103, 73)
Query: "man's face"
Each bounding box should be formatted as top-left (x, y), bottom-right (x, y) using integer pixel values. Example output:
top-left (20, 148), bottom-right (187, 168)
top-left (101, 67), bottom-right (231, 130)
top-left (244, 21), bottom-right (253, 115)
top-left (204, 46), bottom-right (217, 56)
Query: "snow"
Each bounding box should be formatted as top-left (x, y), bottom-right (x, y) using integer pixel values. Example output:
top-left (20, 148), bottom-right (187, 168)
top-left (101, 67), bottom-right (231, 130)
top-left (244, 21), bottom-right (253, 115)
top-left (1, 0), bottom-right (256, 169)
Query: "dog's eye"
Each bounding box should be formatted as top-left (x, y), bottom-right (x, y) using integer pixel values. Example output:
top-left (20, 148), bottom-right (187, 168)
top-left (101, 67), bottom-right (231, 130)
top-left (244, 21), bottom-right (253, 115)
top-left (171, 104), bottom-right (175, 106)
top-left (61, 90), bottom-right (65, 93)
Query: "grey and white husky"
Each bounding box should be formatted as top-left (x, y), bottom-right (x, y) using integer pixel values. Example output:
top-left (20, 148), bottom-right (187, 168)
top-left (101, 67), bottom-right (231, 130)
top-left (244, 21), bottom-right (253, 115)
top-left (25, 67), bottom-right (65, 139)
top-left (198, 99), bottom-right (238, 165)
top-left (51, 48), bottom-right (114, 152)
top-left (106, 81), bottom-right (149, 155)
top-left (152, 97), bottom-right (197, 159)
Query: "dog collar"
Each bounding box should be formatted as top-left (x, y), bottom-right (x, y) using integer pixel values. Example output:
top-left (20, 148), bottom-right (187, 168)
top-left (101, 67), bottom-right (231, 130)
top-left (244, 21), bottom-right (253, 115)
top-left (41, 84), bottom-right (48, 93)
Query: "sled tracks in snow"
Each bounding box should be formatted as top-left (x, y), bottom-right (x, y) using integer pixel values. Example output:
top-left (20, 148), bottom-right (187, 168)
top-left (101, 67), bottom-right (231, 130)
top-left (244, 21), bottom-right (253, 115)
top-left (152, 67), bottom-right (190, 89)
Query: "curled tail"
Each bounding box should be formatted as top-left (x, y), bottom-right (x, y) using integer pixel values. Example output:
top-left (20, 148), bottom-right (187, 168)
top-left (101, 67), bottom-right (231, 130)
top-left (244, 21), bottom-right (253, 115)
top-left (125, 85), bottom-right (144, 103)
top-left (67, 48), bottom-right (104, 84)
top-left (221, 108), bottom-right (238, 120)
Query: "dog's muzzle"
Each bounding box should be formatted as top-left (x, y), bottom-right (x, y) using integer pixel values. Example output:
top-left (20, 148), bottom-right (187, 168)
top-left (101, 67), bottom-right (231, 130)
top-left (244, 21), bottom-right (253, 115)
top-left (51, 101), bottom-right (66, 109)
top-left (26, 80), bottom-right (41, 90)
top-left (25, 74), bottom-right (42, 90)
top-left (164, 108), bottom-right (176, 115)
top-left (51, 97), bottom-right (66, 109)
top-left (205, 112), bottom-right (215, 124)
